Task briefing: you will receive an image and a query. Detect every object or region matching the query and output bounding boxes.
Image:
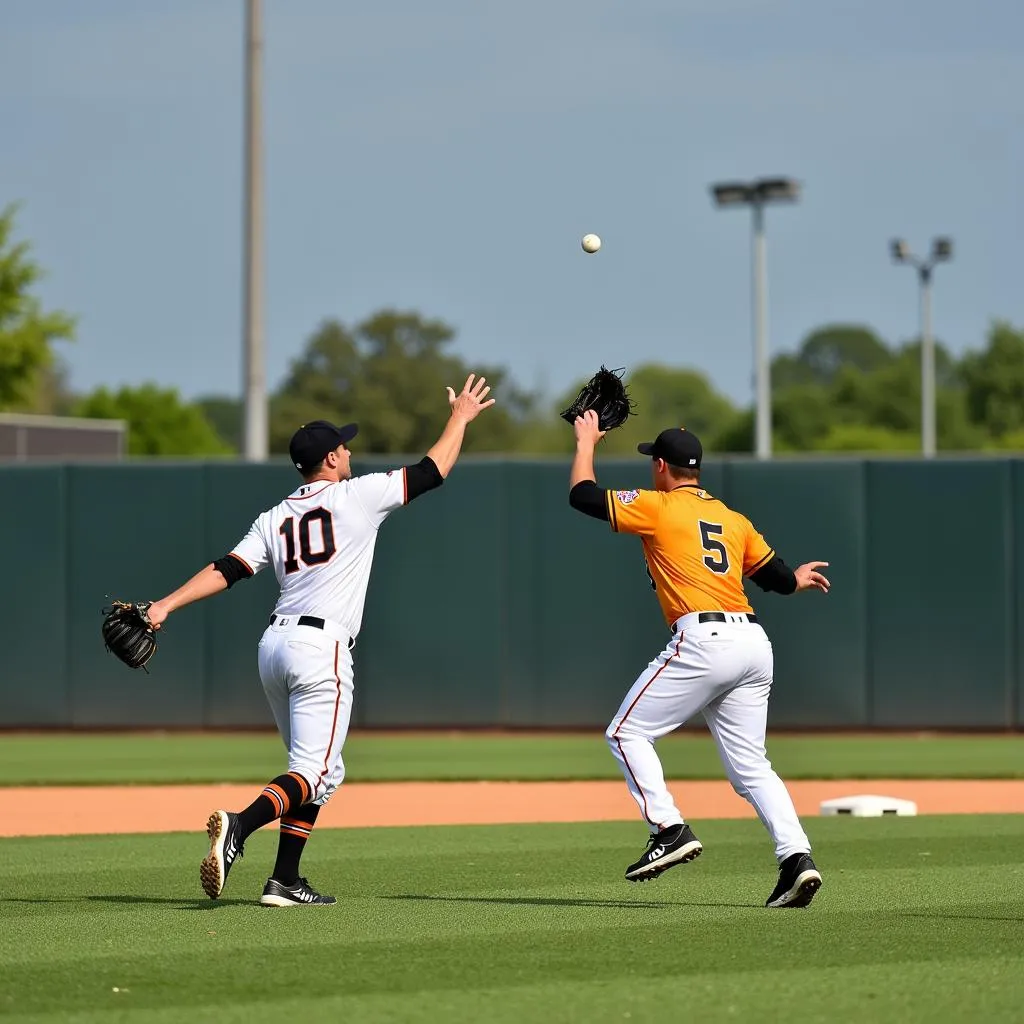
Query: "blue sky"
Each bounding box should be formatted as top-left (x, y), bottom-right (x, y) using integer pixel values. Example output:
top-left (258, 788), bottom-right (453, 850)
top-left (1, 0), bottom-right (1020, 408)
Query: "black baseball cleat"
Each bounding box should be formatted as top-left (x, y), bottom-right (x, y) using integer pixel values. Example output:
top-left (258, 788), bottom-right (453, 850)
top-left (200, 810), bottom-right (245, 899)
top-left (625, 823), bottom-right (703, 882)
top-left (765, 852), bottom-right (822, 908)
top-left (260, 876), bottom-right (337, 907)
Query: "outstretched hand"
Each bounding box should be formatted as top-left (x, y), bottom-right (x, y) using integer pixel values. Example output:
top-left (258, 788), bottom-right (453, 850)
top-left (794, 561), bottom-right (830, 594)
top-left (446, 374), bottom-right (496, 423)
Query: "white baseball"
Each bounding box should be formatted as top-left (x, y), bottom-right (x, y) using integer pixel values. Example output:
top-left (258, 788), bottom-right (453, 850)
top-left (581, 233), bottom-right (601, 254)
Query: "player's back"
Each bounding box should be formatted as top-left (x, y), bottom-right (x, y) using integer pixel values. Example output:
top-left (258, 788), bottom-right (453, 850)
top-left (230, 471), bottom-right (407, 637)
top-left (607, 484), bottom-right (774, 625)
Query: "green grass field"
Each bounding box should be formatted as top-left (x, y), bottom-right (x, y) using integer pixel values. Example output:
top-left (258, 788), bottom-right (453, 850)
top-left (3, 815), bottom-right (1023, 1023)
top-left (1, 731), bottom-right (1023, 786)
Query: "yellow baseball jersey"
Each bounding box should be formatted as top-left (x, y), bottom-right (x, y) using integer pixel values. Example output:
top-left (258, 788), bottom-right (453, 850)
top-left (605, 484), bottom-right (774, 626)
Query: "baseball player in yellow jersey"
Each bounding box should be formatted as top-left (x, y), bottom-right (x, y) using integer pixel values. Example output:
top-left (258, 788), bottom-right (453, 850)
top-left (568, 410), bottom-right (831, 908)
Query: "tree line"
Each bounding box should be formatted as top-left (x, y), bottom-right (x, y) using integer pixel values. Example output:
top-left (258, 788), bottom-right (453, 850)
top-left (3, 203), bottom-right (1024, 457)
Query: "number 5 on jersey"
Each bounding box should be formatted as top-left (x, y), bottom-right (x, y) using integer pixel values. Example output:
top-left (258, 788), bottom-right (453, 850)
top-left (279, 509), bottom-right (337, 574)
top-left (699, 521), bottom-right (730, 574)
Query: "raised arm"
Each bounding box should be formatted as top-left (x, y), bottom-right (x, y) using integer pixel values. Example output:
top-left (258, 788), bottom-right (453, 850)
top-left (424, 374), bottom-right (495, 478)
top-left (354, 374), bottom-right (497, 521)
top-left (569, 409), bottom-right (605, 488)
top-left (567, 409), bottom-right (611, 521)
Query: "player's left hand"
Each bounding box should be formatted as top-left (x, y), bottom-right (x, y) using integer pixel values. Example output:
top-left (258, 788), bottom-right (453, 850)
top-left (574, 409), bottom-right (606, 446)
top-left (794, 561), bottom-right (830, 594)
top-left (446, 374), bottom-right (495, 423)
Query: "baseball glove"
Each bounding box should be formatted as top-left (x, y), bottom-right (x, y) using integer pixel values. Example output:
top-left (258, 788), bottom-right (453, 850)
top-left (559, 365), bottom-right (635, 432)
top-left (101, 600), bottom-right (158, 672)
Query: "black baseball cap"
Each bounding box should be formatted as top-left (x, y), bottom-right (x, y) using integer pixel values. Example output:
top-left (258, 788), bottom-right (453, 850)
top-left (288, 420), bottom-right (358, 472)
top-left (637, 427), bottom-right (703, 469)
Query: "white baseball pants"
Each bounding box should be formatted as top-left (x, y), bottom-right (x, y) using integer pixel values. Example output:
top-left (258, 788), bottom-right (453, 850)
top-left (257, 617), bottom-right (355, 806)
top-left (606, 614), bottom-right (811, 862)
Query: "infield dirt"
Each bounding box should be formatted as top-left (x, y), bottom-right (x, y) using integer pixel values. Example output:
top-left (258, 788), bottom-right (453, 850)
top-left (1, 778), bottom-right (1020, 837)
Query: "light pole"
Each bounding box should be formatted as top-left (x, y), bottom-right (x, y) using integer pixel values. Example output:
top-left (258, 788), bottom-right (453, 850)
top-left (242, 0), bottom-right (267, 460)
top-left (890, 237), bottom-right (953, 459)
top-left (711, 177), bottom-right (801, 460)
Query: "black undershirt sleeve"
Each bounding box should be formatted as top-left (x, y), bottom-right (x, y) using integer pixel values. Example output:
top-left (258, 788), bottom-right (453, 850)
top-left (404, 456), bottom-right (444, 502)
top-left (749, 556), bottom-right (797, 595)
top-left (212, 554), bottom-right (254, 589)
top-left (569, 480), bottom-right (610, 522)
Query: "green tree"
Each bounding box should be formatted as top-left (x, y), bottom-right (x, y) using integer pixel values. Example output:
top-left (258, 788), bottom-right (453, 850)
top-left (0, 204), bottom-right (75, 410)
top-left (709, 391), bottom-right (833, 454)
top-left (711, 326), bottom-right (895, 453)
top-left (988, 428), bottom-right (1024, 452)
top-left (272, 311), bottom-right (535, 455)
top-left (814, 424), bottom-right (918, 452)
top-left (709, 409), bottom-right (754, 453)
top-left (711, 332), bottom-right (986, 453)
top-left (9, 356), bottom-right (78, 416)
top-left (959, 320), bottom-right (1024, 440)
top-left (770, 384), bottom-right (836, 451)
top-left (829, 342), bottom-right (981, 449)
top-left (74, 384), bottom-right (231, 456)
top-left (830, 359), bottom-right (919, 434)
top-left (195, 395), bottom-right (243, 452)
top-left (772, 325), bottom-right (892, 390)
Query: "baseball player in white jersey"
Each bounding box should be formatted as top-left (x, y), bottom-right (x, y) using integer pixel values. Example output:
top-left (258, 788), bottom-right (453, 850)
top-left (144, 374), bottom-right (494, 906)
top-left (568, 412), bottom-right (830, 908)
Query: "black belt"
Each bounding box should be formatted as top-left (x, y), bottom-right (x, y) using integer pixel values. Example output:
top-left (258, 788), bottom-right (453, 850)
top-left (698, 612), bottom-right (758, 624)
top-left (673, 611), bottom-right (759, 632)
top-left (270, 614), bottom-right (355, 649)
top-left (271, 614), bottom-right (324, 630)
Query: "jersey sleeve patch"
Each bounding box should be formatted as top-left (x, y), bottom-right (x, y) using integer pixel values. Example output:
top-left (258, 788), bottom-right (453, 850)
top-left (607, 487), bottom-right (660, 536)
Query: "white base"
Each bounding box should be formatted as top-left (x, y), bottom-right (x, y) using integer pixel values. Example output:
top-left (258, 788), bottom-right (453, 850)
top-left (819, 794), bottom-right (918, 817)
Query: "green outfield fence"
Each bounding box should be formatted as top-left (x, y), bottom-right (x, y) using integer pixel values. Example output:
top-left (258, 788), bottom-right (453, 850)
top-left (1, 456), bottom-right (1021, 730)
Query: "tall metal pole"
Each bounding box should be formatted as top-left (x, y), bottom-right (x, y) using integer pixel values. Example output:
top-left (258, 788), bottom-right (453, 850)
top-left (920, 265), bottom-right (936, 458)
top-left (242, 0), bottom-right (267, 461)
top-left (751, 201), bottom-right (771, 460)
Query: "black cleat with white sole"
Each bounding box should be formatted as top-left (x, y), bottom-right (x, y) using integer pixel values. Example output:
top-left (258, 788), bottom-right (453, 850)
top-left (625, 823), bottom-right (703, 882)
top-left (260, 876), bottom-right (337, 907)
top-left (200, 810), bottom-right (245, 900)
top-left (765, 852), bottom-right (822, 908)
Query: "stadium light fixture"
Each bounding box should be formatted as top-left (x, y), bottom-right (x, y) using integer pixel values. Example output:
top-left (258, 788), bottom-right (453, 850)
top-left (889, 236), bottom-right (955, 458)
top-left (710, 177), bottom-right (802, 460)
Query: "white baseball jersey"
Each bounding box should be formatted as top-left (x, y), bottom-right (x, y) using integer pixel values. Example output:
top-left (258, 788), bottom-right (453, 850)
top-left (229, 470), bottom-right (407, 639)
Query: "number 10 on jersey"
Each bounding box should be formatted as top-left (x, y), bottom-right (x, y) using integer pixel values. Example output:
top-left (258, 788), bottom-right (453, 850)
top-left (279, 509), bottom-right (337, 574)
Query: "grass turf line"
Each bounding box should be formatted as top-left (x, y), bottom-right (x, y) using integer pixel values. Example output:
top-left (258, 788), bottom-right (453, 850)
top-left (1, 816), bottom-right (1022, 1023)
top-left (1, 732), bottom-right (1023, 786)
